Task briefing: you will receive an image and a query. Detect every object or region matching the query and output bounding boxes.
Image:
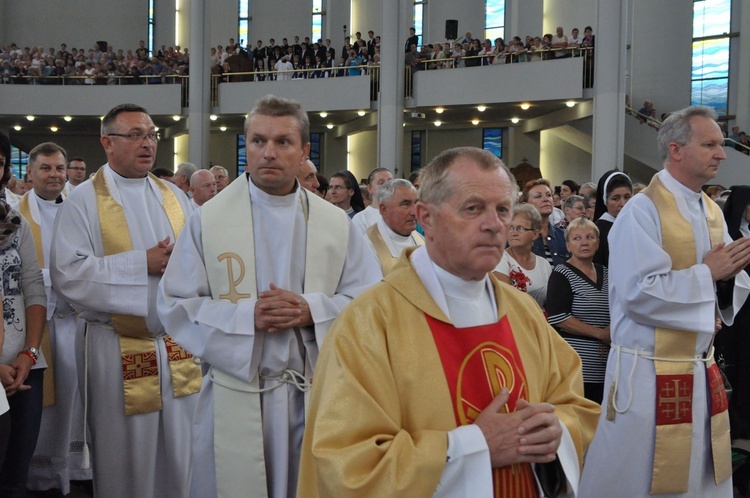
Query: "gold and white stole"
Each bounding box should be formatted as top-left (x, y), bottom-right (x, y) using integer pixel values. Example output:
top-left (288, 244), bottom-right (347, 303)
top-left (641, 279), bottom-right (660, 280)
top-left (640, 174), bottom-right (730, 494)
top-left (201, 174), bottom-right (348, 498)
top-left (18, 192), bottom-right (56, 407)
top-left (92, 166), bottom-right (200, 416)
top-left (366, 222), bottom-right (424, 276)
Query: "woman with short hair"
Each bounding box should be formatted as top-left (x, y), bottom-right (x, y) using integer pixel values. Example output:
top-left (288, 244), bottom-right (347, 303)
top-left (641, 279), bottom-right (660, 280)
top-left (546, 218), bottom-right (611, 402)
top-left (493, 204), bottom-right (552, 309)
top-left (556, 194), bottom-right (586, 229)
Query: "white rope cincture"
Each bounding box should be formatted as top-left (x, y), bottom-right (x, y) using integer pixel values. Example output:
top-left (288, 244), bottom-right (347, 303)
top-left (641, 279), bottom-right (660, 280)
top-left (609, 344), bottom-right (712, 415)
top-left (210, 368), bottom-right (311, 393)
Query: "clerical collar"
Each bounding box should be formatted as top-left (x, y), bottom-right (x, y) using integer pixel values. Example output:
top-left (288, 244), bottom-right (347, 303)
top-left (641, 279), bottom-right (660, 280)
top-left (33, 190), bottom-right (63, 204)
top-left (432, 261), bottom-right (490, 302)
top-left (661, 168), bottom-right (702, 200)
top-left (380, 218), bottom-right (413, 244)
top-left (247, 176), bottom-right (300, 207)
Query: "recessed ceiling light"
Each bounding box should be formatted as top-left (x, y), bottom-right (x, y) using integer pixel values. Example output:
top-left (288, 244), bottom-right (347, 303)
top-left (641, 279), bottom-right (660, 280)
top-left (326, 124), bottom-right (334, 129)
top-left (471, 119), bottom-right (479, 126)
top-left (50, 126), bottom-right (58, 132)
top-left (520, 103), bottom-right (530, 110)
top-left (13, 126), bottom-right (21, 131)
top-left (511, 118), bottom-right (520, 124)
top-left (219, 126), bottom-right (227, 132)
top-left (477, 106), bottom-right (486, 112)
top-left (566, 101), bottom-right (576, 108)
top-left (210, 115), bottom-right (218, 121)
top-left (435, 107), bottom-right (444, 114)
top-left (172, 115), bottom-right (181, 121)
top-left (357, 111), bottom-right (366, 117)
top-left (434, 120), bottom-right (442, 127)
top-left (155, 127), bottom-right (160, 132)
top-left (319, 112), bottom-right (328, 118)
top-left (26, 115), bottom-right (35, 121)
top-left (63, 116), bottom-right (73, 122)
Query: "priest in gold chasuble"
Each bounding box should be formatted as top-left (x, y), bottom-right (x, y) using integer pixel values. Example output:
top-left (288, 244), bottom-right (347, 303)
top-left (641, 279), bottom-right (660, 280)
top-left (299, 147), bottom-right (600, 498)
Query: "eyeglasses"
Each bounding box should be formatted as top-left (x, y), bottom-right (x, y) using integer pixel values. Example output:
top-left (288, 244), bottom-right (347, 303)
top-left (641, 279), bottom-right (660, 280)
top-left (106, 132), bottom-right (159, 143)
top-left (508, 225), bottom-right (534, 233)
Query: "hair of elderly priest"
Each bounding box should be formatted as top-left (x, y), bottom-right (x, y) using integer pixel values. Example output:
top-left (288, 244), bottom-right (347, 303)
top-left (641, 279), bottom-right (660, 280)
top-left (419, 147), bottom-right (517, 205)
top-left (377, 179), bottom-right (416, 205)
top-left (657, 105), bottom-right (718, 162)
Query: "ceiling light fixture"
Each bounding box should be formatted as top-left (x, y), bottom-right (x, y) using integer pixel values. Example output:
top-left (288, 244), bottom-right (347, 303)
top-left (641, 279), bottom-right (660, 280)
top-left (26, 115), bottom-right (35, 121)
top-left (471, 119), bottom-right (479, 126)
top-left (435, 107), bottom-right (444, 114)
top-left (326, 124), bottom-right (334, 129)
top-left (520, 103), bottom-right (530, 110)
top-left (477, 106), bottom-right (486, 112)
top-left (63, 116), bottom-right (73, 122)
top-left (566, 101), bottom-right (576, 108)
top-left (434, 120), bottom-right (442, 127)
top-left (13, 126), bottom-right (21, 131)
top-left (50, 126), bottom-right (58, 132)
top-left (357, 111), bottom-right (366, 117)
top-left (172, 115), bottom-right (181, 121)
top-left (319, 112), bottom-right (328, 118)
top-left (511, 118), bottom-right (520, 124)
top-left (219, 126), bottom-right (227, 132)
top-left (210, 115), bottom-right (218, 121)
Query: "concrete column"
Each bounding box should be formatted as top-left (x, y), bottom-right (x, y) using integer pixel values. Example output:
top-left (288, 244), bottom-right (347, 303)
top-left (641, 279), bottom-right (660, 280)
top-left (188, 0), bottom-right (210, 169)
top-left (590, 0), bottom-right (628, 181)
top-left (376, 0), bottom-right (407, 176)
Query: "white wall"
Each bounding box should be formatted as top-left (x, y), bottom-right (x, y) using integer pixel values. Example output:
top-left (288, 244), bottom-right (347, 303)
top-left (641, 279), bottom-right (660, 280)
top-left (628, 0), bottom-right (692, 116)
top-left (348, 131), bottom-right (378, 181)
top-left (507, 0), bottom-right (544, 40)
top-left (351, 0), bottom-right (380, 38)
top-left (542, 0), bottom-right (596, 35)
top-left (539, 129), bottom-right (592, 187)
top-left (252, 0), bottom-right (313, 45)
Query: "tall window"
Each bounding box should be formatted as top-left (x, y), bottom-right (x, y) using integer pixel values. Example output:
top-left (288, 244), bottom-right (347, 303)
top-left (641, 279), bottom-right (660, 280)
top-left (413, 1), bottom-right (424, 48)
top-left (312, 1), bottom-right (324, 43)
top-left (239, 0), bottom-right (250, 48)
top-left (309, 133), bottom-right (322, 169)
top-left (691, 0), bottom-right (731, 115)
top-left (410, 131), bottom-right (424, 171)
top-left (237, 134), bottom-right (246, 176)
top-left (485, 0), bottom-right (505, 41)
top-left (9, 145), bottom-right (28, 180)
top-left (148, 0), bottom-right (155, 55)
top-left (483, 128), bottom-right (503, 158)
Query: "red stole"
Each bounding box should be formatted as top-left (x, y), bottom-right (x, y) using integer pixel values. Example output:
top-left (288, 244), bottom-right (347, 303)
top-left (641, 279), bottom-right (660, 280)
top-left (426, 314), bottom-right (538, 498)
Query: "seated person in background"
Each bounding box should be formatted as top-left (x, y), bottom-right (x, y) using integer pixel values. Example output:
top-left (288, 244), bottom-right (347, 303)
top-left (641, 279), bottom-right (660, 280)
top-left (494, 204), bottom-right (552, 309)
top-left (638, 100), bottom-right (655, 123)
top-left (546, 218), bottom-right (611, 403)
top-left (298, 146), bottom-right (601, 497)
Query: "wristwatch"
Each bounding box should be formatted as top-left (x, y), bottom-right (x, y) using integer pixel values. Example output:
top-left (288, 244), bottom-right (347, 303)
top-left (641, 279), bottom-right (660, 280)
top-left (22, 347), bottom-right (39, 362)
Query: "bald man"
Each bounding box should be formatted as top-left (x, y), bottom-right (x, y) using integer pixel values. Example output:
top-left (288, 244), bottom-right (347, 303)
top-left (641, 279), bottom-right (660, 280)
top-left (189, 169), bottom-right (218, 207)
top-left (298, 159), bottom-right (320, 192)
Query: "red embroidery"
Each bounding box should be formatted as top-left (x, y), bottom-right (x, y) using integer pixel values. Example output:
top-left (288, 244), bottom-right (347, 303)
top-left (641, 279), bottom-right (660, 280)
top-left (707, 363), bottom-right (728, 416)
top-left (508, 268), bottom-right (531, 293)
top-left (655, 374), bottom-right (693, 425)
top-left (122, 351), bottom-right (159, 380)
top-left (164, 336), bottom-right (193, 362)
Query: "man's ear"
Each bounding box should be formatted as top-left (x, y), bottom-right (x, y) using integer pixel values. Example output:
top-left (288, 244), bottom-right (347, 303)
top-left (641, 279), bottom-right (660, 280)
top-left (416, 201), bottom-right (432, 239)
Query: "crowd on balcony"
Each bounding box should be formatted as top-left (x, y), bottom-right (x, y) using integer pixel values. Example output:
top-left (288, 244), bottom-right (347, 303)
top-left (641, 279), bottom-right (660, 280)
top-left (0, 41), bottom-right (190, 84)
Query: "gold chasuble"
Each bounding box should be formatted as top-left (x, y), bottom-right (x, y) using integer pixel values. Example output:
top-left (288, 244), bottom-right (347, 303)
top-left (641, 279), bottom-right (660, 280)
top-left (641, 174), bottom-right (730, 494)
top-left (92, 168), bottom-right (200, 415)
top-left (201, 174), bottom-right (349, 498)
top-left (366, 223), bottom-right (424, 276)
top-left (427, 314), bottom-right (537, 497)
top-left (297, 249), bottom-right (601, 498)
top-left (18, 194), bottom-right (55, 407)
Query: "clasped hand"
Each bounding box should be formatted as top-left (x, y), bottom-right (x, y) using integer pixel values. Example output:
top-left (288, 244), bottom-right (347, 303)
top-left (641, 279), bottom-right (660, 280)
top-left (1, 357), bottom-right (32, 396)
top-left (704, 237), bottom-right (750, 281)
top-left (474, 389), bottom-right (562, 468)
top-left (254, 283), bottom-right (313, 333)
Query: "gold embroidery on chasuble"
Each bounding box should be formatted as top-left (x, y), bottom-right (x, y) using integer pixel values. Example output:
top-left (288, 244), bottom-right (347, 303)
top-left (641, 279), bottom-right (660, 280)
top-left (93, 167), bottom-right (200, 416)
top-left (427, 314), bottom-right (537, 498)
top-left (641, 174), bottom-right (730, 494)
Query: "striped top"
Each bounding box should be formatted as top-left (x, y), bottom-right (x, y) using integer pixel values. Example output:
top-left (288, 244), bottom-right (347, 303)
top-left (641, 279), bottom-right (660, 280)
top-left (546, 262), bottom-right (610, 383)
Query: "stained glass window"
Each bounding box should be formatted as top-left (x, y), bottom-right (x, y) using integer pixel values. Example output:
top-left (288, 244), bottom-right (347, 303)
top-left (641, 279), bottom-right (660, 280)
top-left (691, 0), bottom-right (731, 115)
top-left (486, 1), bottom-right (505, 41)
top-left (237, 134), bottom-right (246, 176)
top-left (239, 0), bottom-right (249, 48)
top-left (312, 0), bottom-right (323, 43)
top-left (310, 133), bottom-right (322, 169)
top-left (413, 2), bottom-right (424, 49)
top-left (483, 128), bottom-right (503, 158)
top-left (10, 145), bottom-right (28, 180)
